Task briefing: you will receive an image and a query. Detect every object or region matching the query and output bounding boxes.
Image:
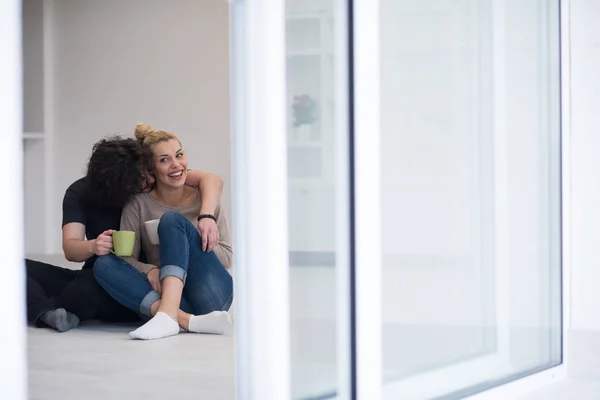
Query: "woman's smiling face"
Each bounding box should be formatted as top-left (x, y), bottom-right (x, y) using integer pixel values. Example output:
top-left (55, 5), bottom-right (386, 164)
top-left (151, 139), bottom-right (188, 189)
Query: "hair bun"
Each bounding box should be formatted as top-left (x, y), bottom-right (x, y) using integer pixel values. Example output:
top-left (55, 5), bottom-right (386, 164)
top-left (134, 123), bottom-right (157, 142)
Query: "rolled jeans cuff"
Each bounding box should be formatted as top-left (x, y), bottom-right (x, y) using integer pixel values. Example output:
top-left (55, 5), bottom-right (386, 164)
top-left (159, 265), bottom-right (187, 284)
top-left (140, 290), bottom-right (161, 317)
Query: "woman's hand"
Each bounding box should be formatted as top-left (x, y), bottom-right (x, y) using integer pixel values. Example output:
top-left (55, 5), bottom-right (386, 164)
top-left (147, 267), bottom-right (162, 293)
top-left (197, 218), bottom-right (219, 252)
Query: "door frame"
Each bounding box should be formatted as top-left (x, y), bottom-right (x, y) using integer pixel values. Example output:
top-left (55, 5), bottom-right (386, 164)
top-left (230, 0), bottom-right (291, 398)
top-left (0, 0), bottom-right (28, 398)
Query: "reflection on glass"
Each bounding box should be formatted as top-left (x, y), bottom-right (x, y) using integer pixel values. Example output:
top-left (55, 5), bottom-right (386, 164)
top-left (380, 0), bottom-right (561, 397)
top-left (285, 0), bottom-right (341, 398)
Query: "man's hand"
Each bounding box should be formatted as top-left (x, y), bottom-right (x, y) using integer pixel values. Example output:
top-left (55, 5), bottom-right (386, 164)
top-left (91, 230), bottom-right (115, 256)
top-left (197, 217), bottom-right (219, 252)
top-left (147, 267), bottom-right (162, 293)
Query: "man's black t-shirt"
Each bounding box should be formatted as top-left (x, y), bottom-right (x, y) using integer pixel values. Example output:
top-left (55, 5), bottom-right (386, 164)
top-left (62, 177), bottom-right (122, 269)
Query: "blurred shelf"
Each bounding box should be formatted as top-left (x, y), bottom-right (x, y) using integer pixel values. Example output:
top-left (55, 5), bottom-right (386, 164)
top-left (287, 49), bottom-right (324, 57)
top-left (287, 142), bottom-right (323, 148)
top-left (23, 132), bottom-right (45, 140)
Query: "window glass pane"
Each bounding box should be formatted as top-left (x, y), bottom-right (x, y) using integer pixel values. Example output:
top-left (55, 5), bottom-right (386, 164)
top-left (379, 0), bottom-right (562, 397)
top-left (285, 0), bottom-right (348, 398)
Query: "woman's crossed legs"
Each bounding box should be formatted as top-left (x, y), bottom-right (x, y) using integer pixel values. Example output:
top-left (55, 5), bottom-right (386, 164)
top-left (94, 212), bottom-right (233, 340)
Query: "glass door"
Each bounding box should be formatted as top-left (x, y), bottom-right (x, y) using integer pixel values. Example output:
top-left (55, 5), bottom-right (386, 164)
top-left (231, 0), bottom-right (353, 398)
top-left (232, 0), bottom-right (563, 398)
top-left (232, 0), bottom-right (354, 398)
top-left (352, 0), bottom-right (563, 398)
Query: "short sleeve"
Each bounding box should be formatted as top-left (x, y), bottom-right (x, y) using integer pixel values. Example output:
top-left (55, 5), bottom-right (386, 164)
top-left (62, 185), bottom-right (87, 227)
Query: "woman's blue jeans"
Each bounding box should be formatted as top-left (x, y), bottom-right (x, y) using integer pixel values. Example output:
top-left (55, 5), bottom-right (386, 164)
top-left (94, 211), bottom-right (233, 317)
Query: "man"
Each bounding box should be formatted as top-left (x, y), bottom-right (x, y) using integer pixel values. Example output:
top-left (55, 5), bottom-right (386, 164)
top-left (26, 136), bottom-right (223, 332)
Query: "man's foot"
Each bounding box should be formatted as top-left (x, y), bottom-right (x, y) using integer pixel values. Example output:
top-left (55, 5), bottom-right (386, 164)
top-left (188, 311), bottom-right (232, 335)
top-left (129, 312), bottom-right (179, 340)
top-left (40, 308), bottom-right (80, 332)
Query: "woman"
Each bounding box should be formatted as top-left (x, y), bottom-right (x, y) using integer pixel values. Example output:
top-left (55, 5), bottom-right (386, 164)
top-left (94, 124), bottom-right (233, 340)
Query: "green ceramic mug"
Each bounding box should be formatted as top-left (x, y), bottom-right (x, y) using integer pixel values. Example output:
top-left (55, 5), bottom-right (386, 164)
top-left (111, 231), bottom-right (136, 257)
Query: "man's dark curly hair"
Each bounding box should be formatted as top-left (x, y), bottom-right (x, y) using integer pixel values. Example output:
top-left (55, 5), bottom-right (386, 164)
top-left (86, 136), bottom-right (152, 208)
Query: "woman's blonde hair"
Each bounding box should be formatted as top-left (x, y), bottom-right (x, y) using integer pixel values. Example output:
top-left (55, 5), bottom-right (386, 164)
top-left (134, 123), bottom-right (182, 147)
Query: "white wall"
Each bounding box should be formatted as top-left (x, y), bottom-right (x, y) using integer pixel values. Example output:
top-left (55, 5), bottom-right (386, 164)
top-left (22, 0), bottom-right (46, 254)
top-left (22, 0), bottom-right (43, 133)
top-left (569, 0), bottom-right (600, 332)
top-left (39, 0), bottom-right (230, 253)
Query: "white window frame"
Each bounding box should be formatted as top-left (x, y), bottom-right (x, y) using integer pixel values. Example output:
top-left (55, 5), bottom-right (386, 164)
top-left (230, 0), bottom-right (291, 399)
top-left (352, 0), bottom-right (384, 398)
top-left (0, 0), bottom-right (28, 398)
top-left (333, 0), bottom-right (353, 398)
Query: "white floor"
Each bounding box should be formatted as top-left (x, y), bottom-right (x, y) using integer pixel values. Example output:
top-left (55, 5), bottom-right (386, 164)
top-left (26, 254), bottom-right (235, 400)
top-left (28, 324), bottom-right (235, 400)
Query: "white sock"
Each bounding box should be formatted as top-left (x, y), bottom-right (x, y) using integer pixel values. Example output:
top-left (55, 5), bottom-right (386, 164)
top-left (129, 312), bottom-right (180, 340)
top-left (188, 311), bottom-right (232, 335)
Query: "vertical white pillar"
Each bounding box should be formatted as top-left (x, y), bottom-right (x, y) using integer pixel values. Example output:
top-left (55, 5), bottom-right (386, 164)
top-left (230, 0), bottom-right (290, 398)
top-left (353, 0), bottom-right (383, 398)
top-left (0, 0), bottom-right (28, 398)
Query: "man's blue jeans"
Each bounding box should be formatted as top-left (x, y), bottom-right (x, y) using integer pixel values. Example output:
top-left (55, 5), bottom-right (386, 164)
top-left (94, 211), bottom-right (233, 317)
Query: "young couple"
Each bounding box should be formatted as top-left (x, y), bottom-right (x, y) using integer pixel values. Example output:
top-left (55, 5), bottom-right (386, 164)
top-left (26, 123), bottom-right (233, 340)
